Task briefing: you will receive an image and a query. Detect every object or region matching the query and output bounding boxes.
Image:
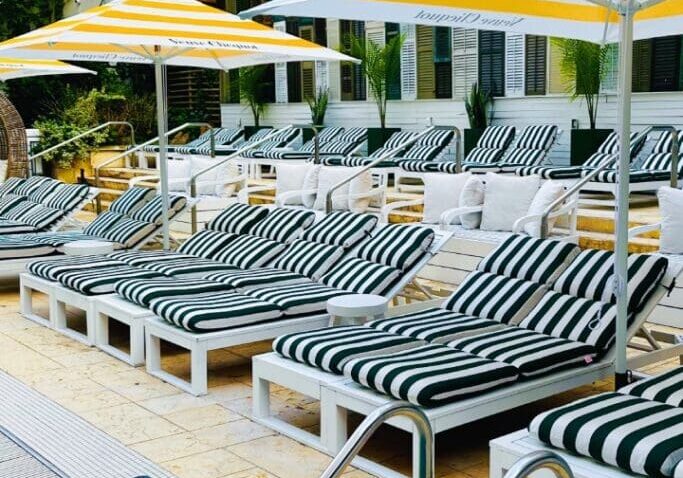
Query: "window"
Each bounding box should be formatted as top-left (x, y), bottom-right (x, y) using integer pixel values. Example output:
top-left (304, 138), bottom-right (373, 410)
top-left (478, 30), bottom-right (505, 97)
top-left (633, 35), bottom-right (683, 93)
top-left (416, 26), bottom-right (452, 99)
top-left (282, 18), bottom-right (327, 102)
top-left (548, 39), bottom-right (566, 94)
top-left (525, 35), bottom-right (547, 96)
top-left (386, 23), bottom-right (401, 100)
top-left (340, 20), bottom-right (367, 101)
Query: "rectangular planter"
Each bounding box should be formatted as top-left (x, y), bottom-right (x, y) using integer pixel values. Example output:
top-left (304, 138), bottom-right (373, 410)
top-left (570, 129), bottom-right (613, 166)
top-left (464, 128), bottom-right (486, 158)
top-left (244, 125), bottom-right (272, 139)
top-left (366, 128), bottom-right (401, 156)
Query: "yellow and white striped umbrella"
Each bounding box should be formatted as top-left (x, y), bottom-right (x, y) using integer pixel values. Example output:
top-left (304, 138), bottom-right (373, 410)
top-left (0, 58), bottom-right (95, 81)
top-left (243, 0), bottom-right (683, 43)
top-left (0, 0), bottom-right (353, 67)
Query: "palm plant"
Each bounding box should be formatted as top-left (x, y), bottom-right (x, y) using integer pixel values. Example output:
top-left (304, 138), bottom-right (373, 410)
top-left (465, 83), bottom-right (492, 129)
top-left (553, 38), bottom-right (612, 129)
top-left (348, 33), bottom-right (404, 128)
top-left (239, 65), bottom-right (271, 127)
top-left (306, 88), bottom-right (329, 126)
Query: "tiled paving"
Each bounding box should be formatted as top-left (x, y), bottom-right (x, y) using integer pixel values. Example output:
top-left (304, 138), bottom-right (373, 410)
top-left (0, 287), bottom-right (678, 478)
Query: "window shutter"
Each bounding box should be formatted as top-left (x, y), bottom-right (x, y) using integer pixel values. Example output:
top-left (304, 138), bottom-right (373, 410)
top-left (299, 25), bottom-right (316, 100)
top-left (479, 30), bottom-right (505, 97)
top-left (600, 44), bottom-right (619, 93)
top-left (651, 36), bottom-right (681, 92)
top-left (525, 35), bottom-right (547, 96)
top-left (365, 21), bottom-right (386, 102)
top-left (386, 23), bottom-right (402, 100)
top-left (433, 27), bottom-right (452, 99)
top-left (505, 33), bottom-right (525, 97)
top-left (352, 21), bottom-right (367, 100)
top-left (417, 25), bottom-right (435, 99)
top-left (314, 18), bottom-right (327, 47)
top-left (632, 40), bottom-right (652, 92)
top-left (400, 23), bottom-right (417, 100)
top-left (327, 20), bottom-right (341, 101)
top-left (315, 61), bottom-right (329, 93)
top-left (452, 28), bottom-right (478, 100)
top-left (274, 21), bottom-right (289, 103)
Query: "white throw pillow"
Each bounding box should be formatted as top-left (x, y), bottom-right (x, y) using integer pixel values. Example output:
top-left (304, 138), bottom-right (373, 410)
top-left (423, 172), bottom-right (471, 225)
top-left (348, 169), bottom-right (373, 213)
top-left (524, 180), bottom-right (566, 237)
top-left (167, 160), bottom-right (192, 193)
top-left (459, 176), bottom-right (485, 229)
top-left (302, 164), bottom-right (321, 208)
top-left (658, 186), bottom-right (683, 254)
top-left (190, 157), bottom-right (219, 195)
top-left (275, 162), bottom-right (310, 205)
top-left (0, 160), bottom-right (7, 182)
top-left (313, 166), bottom-right (352, 211)
top-left (481, 173), bottom-right (540, 232)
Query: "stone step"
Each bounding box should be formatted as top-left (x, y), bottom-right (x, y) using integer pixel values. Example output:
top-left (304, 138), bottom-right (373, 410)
top-left (85, 176), bottom-right (131, 191)
top-left (578, 230), bottom-right (660, 253)
top-left (95, 167), bottom-right (157, 181)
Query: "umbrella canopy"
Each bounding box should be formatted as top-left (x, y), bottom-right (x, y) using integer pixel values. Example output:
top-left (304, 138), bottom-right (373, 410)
top-left (0, 58), bottom-right (95, 81)
top-left (0, 0), bottom-right (356, 249)
top-left (242, 0), bottom-right (683, 42)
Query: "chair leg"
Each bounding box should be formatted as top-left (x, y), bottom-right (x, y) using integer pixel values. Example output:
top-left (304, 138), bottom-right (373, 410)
top-left (320, 387), bottom-right (348, 454)
top-left (190, 342), bottom-right (209, 396)
top-left (130, 320), bottom-right (146, 367)
top-left (145, 330), bottom-right (162, 375)
top-left (253, 375), bottom-right (271, 419)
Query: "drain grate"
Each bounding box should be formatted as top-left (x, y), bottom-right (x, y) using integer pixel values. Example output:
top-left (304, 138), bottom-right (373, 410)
top-left (0, 426), bottom-right (66, 478)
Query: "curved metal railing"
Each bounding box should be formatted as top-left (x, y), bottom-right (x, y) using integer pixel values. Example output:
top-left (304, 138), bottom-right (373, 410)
top-left (503, 451), bottom-right (574, 478)
top-left (319, 402), bottom-right (433, 478)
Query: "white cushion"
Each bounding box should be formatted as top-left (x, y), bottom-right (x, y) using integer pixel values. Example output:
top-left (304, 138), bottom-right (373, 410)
top-left (275, 162), bottom-right (310, 206)
top-left (302, 164), bottom-right (321, 208)
top-left (481, 173), bottom-right (540, 232)
top-left (190, 157), bottom-right (225, 195)
top-left (348, 169), bottom-right (373, 213)
top-left (658, 186), bottom-right (683, 254)
top-left (314, 166), bottom-right (352, 211)
top-left (0, 161), bottom-right (7, 183)
top-left (459, 176), bottom-right (485, 229)
top-left (423, 172), bottom-right (471, 225)
top-left (167, 160), bottom-right (192, 192)
top-left (524, 180), bottom-right (565, 237)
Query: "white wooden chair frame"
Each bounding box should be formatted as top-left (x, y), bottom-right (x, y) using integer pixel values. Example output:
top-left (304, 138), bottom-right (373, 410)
top-left (251, 273), bottom-right (673, 478)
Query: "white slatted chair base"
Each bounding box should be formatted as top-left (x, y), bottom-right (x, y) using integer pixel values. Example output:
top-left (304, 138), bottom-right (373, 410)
top-left (94, 294), bottom-right (154, 367)
top-left (489, 430), bottom-right (637, 478)
top-left (582, 178), bottom-right (673, 198)
top-left (144, 314), bottom-right (330, 396)
top-left (52, 284), bottom-right (106, 346)
top-left (19, 273), bottom-right (58, 328)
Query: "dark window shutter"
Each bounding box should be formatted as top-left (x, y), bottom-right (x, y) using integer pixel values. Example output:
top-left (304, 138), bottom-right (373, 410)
top-left (416, 25), bottom-right (435, 99)
top-left (651, 35), bottom-right (681, 92)
top-left (434, 27), bottom-right (452, 99)
top-left (314, 18), bottom-right (327, 47)
top-left (632, 40), bottom-right (652, 92)
top-left (479, 30), bottom-right (505, 97)
top-left (525, 35), bottom-right (547, 96)
top-left (386, 22), bottom-right (402, 100)
top-left (287, 63), bottom-right (302, 103)
top-left (340, 20), bottom-right (366, 101)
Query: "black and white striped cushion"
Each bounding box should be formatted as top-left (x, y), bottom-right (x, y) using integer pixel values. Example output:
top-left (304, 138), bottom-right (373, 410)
top-left (101, 218), bottom-right (155, 247)
top-left (271, 239), bottom-right (345, 279)
top-left (213, 234), bottom-right (286, 269)
top-left (250, 208), bottom-right (316, 244)
top-left (2, 201), bottom-right (39, 221)
top-left (320, 257), bottom-right (401, 295)
top-left (502, 148), bottom-right (546, 166)
top-left (465, 147), bottom-right (504, 164)
top-left (619, 367), bottom-right (683, 407)
top-left (108, 187), bottom-right (155, 215)
top-left (641, 152), bottom-right (674, 171)
top-left (248, 282), bottom-right (350, 315)
top-left (515, 166), bottom-right (584, 179)
top-left (477, 126), bottom-right (516, 149)
top-left (448, 327), bottom-right (597, 377)
top-left (401, 145), bottom-right (442, 161)
top-left (343, 344), bottom-right (520, 407)
top-left (83, 212), bottom-right (124, 237)
top-left (13, 177), bottom-right (53, 197)
top-left (653, 130), bottom-right (683, 154)
top-left (529, 392), bottom-right (683, 478)
top-left (300, 211), bottom-right (377, 248)
top-left (366, 307), bottom-right (503, 342)
top-left (596, 132), bottom-right (642, 155)
top-left (17, 232), bottom-right (96, 247)
top-left (336, 128), bottom-right (368, 144)
top-left (20, 205), bottom-right (65, 229)
top-left (583, 152), bottom-right (616, 168)
top-left (58, 266), bottom-right (163, 295)
top-left (443, 271), bottom-right (547, 324)
top-left (552, 250), bottom-right (668, 313)
top-left (205, 268), bottom-right (311, 290)
top-left (130, 195), bottom-right (187, 224)
top-left (0, 220), bottom-right (35, 234)
top-left (417, 129), bottom-right (454, 147)
top-left (477, 235), bottom-right (580, 284)
top-left (354, 224), bottom-right (434, 271)
top-left (384, 131), bottom-right (417, 150)
top-left (273, 325), bottom-right (422, 374)
top-left (462, 162), bottom-right (501, 173)
top-left (140, 257), bottom-right (238, 278)
top-left (587, 169), bottom-right (653, 183)
top-left (41, 183), bottom-right (89, 211)
top-left (108, 250), bottom-right (191, 266)
top-left (318, 142), bottom-right (358, 156)
top-left (515, 125), bottom-right (557, 151)
top-left (115, 277), bottom-right (234, 308)
top-left (206, 203), bottom-right (269, 234)
top-left (150, 291), bottom-right (283, 332)
top-left (28, 180), bottom-right (62, 204)
top-left (519, 291), bottom-right (623, 351)
top-left (177, 230), bottom-right (237, 259)
top-left (397, 160), bottom-right (458, 174)
top-left (0, 177), bottom-right (24, 197)
top-left (0, 195), bottom-right (26, 217)
top-left (0, 238), bottom-right (54, 259)
top-left (28, 255), bottom-right (124, 281)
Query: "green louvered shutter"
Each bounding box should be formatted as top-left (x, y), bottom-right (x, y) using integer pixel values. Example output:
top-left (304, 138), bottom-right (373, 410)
top-left (479, 30), bottom-right (505, 97)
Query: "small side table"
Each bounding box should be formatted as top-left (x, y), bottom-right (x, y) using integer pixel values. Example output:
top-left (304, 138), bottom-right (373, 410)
top-left (63, 240), bottom-right (115, 257)
top-left (327, 294), bottom-right (388, 326)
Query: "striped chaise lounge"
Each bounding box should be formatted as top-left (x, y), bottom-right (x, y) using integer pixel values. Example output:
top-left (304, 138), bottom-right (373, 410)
top-left (254, 127), bottom-right (345, 161)
top-left (140, 127), bottom-right (243, 157)
top-left (462, 124), bottom-right (559, 174)
top-left (102, 213), bottom-right (448, 394)
top-left (0, 176), bottom-right (96, 235)
top-left (252, 235), bottom-right (673, 477)
top-left (490, 366), bottom-right (683, 478)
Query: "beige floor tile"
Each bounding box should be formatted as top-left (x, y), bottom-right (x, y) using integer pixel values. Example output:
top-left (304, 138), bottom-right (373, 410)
top-left (165, 403), bottom-right (242, 431)
top-left (51, 349), bottom-right (116, 367)
top-left (131, 432), bottom-right (216, 463)
top-left (81, 403), bottom-right (182, 445)
top-left (222, 468), bottom-right (277, 478)
top-left (94, 368), bottom-right (180, 401)
top-left (194, 418), bottom-right (274, 447)
top-left (209, 382), bottom-right (253, 403)
top-left (162, 448), bottom-right (253, 478)
top-left (139, 393), bottom-right (217, 415)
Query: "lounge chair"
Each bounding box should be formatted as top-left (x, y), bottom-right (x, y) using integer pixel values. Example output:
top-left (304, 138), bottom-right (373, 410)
top-left (254, 127), bottom-right (345, 161)
top-left (0, 176), bottom-right (99, 234)
top-left (140, 127), bottom-right (243, 158)
top-left (490, 366), bottom-right (683, 478)
top-left (251, 235), bottom-right (673, 477)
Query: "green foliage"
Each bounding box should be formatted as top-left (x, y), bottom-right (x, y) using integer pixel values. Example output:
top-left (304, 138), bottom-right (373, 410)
top-left (552, 38), bottom-right (612, 129)
top-left (0, 0), bottom-right (62, 39)
top-left (32, 119), bottom-right (108, 169)
top-left (348, 33), bottom-right (404, 128)
top-left (239, 65), bottom-right (272, 127)
top-left (306, 88), bottom-right (329, 126)
top-left (465, 83), bottom-right (492, 129)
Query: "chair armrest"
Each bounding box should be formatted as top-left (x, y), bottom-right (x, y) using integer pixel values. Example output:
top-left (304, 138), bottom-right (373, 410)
top-left (237, 184), bottom-right (276, 203)
top-left (275, 188), bottom-right (316, 207)
top-left (512, 199), bottom-right (579, 234)
top-left (381, 198), bottom-right (424, 223)
top-left (129, 174), bottom-right (161, 187)
top-left (629, 222), bottom-right (662, 239)
top-left (439, 206), bottom-right (483, 227)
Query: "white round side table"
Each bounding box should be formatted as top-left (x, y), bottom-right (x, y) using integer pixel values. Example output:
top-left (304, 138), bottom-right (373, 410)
top-left (63, 240), bottom-right (115, 257)
top-left (327, 294), bottom-right (388, 326)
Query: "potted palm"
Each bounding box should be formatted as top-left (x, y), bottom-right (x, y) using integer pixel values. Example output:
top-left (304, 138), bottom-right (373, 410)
top-left (464, 82), bottom-right (492, 157)
top-left (348, 32), bottom-right (404, 154)
top-left (553, 38), bottom-right (613, 165)
top-left (305, 88), bottom-right (329, 143)
top-left (239, 65), bottom-right (272, 138)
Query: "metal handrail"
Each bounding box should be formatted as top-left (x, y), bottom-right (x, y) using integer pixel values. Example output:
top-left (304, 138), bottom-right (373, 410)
top-left (94, 122), bottom-right (212, 213)
top-left (319, 402), bottom-right (433, 478)
top-left (503, 451), bottom-right (574, 478)
top-left (29, 121), bottom-right (135, 174)
top-left (325, 125), bottom-right (460, 213)
top-left (539, 125), bottom-right (679, 238)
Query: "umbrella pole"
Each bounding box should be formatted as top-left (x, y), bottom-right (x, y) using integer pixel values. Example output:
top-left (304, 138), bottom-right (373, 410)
top-left (154, 54), bottom-right (171, 251)
top-left (614, 0), bottom-right (634, 390)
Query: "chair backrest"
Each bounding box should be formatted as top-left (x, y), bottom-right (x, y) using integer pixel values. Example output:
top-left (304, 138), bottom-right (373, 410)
top-left (514, 125), bottom-right (558, 151)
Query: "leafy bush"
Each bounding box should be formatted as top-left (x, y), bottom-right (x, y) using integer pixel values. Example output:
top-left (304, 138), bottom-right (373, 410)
top-left (239, 66), bottom-right (272, 127)
top-left (307, 88), bottom-right (329, 126)
top-left (465, 83), bottom-right (492, 129)
top-left (32, 119), bottom-right (107, 169)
